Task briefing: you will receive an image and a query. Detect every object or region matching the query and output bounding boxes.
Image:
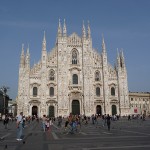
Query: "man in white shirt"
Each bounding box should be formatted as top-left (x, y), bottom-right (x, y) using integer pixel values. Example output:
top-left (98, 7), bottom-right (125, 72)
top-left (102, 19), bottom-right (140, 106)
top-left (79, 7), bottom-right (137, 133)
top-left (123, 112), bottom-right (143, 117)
top-left (16, 112), bottom-right (23, 141)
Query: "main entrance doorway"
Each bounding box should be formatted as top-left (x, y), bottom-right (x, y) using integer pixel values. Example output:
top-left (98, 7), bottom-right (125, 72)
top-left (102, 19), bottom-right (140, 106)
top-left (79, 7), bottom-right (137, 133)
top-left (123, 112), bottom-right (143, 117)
top-left (32, 106), bottom-right (38, 117)
top-left (112, 105), bottom-right (117, 115)
top-left (96, 105), bottom-right (102, 115)
top-left (72, 100), bottom-right (80, 115)
top-left (49, 106), bottom-right (54, 117)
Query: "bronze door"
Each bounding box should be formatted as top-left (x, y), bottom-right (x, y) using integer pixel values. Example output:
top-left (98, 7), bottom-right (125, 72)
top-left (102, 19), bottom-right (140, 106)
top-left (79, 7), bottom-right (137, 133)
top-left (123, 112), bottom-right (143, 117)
top-left (49, 106), bottom-right (54, 117)
top-left (72, 100), bottom-right (80, 115)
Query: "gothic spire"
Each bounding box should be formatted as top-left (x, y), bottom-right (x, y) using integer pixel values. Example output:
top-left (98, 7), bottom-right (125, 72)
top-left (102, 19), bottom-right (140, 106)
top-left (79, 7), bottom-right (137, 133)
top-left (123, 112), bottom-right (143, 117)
top-left (121, 49), bottom-right (124, 60)
top-left (117, 48), bottom-right (120, 59)
top-left (117, 48), bottom-right (121, 68)
top-left (21, 44), bottom-right (24, 56)
top-left (120, 48), bottom-right (125, 68)
top-left (63, 18), bottom-right (67, 37)
top-left (42, 31), bottom-right (46, 51)
top-left (26, 44), bottom-right (30, 68)
top-left (87, 20), bottom-right (91, 39)
top-left (27, 44), bottom-right (30, 55)
top-left (20, 44), bottom-right (25, 67)
top-left (102, 34), bottom-right (106, 53)
top-left (57, 19), bottom-right (62, 37)
top-left (82, 20), bottom-right (86, 39)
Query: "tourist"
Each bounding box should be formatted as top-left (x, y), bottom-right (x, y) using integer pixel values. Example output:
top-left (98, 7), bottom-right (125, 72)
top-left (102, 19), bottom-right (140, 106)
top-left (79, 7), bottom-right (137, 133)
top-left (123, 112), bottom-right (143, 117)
top-left (42, 115), bottom-right (47, 132)
top-left (16, 112), bottom-right (23, 141)
top-left (3, 114), bottom-right (9, 129)
top-left (106, 114), bottom-right (111, 131)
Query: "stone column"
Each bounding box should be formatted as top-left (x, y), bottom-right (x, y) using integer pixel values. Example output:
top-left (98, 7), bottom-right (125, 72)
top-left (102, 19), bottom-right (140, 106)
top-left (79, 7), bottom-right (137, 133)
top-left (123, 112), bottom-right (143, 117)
top-left (29, 105), bottom-right (32, 116)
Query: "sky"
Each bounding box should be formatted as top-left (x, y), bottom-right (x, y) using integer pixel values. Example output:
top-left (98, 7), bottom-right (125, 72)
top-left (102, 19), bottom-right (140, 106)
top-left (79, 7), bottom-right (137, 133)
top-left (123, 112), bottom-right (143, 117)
top-left (0, 0), bottom-right (150, 100)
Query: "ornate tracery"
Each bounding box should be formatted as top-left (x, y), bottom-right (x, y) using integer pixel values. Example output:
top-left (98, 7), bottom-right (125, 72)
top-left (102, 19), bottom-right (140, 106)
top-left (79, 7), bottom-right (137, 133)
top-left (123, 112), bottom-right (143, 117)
top-left (72, 49), bottom-right (78, 64)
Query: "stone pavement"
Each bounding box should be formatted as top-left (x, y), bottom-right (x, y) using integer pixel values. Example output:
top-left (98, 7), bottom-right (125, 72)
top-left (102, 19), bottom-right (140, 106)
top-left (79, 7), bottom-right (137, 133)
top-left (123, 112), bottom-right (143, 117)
top-left (0, 118), bottom-right (150, 150)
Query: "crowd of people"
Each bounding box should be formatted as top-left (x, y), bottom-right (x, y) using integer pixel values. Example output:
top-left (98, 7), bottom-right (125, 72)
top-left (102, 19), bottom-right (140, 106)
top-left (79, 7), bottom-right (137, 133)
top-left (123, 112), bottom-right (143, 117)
top-left (0, 112), bottom-right (149, 141)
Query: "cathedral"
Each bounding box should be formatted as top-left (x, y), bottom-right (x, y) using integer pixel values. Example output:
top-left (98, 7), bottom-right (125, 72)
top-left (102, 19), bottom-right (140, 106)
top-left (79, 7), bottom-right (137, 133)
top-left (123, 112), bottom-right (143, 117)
top-left (17, 20), bottom-right (130, 117)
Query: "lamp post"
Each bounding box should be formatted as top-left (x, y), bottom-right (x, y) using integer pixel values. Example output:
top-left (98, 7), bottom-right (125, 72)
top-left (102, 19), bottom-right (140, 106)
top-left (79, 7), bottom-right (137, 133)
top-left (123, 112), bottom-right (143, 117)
top-left (3, 93), bottom-right (5, 115)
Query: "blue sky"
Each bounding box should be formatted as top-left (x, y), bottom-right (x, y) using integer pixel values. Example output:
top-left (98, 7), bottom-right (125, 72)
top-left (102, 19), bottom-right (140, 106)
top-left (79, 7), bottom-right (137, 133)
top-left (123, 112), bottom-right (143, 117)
top-left (0, 0), bottom-right (150, 99)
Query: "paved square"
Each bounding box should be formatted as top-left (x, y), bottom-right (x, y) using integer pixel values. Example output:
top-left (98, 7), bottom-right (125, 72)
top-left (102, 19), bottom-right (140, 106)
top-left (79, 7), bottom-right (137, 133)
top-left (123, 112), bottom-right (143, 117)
top-left (0, 118), bottom-right (150, 150)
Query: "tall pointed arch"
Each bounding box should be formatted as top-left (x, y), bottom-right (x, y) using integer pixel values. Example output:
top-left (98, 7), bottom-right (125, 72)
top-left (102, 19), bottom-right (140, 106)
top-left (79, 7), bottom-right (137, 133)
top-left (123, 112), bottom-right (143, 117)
top-left (95, 71), bottom-right (100, 81)
top-left (73, 74), bottom-right (78, 84)
top-left (72, 49), bottom-right (78, 64)
top-left (33, 87), bottom-right (38, 97)
top-left (49, 69), bottom-right (55, 81)
top-left (111, 87), bottom-right (115, 96)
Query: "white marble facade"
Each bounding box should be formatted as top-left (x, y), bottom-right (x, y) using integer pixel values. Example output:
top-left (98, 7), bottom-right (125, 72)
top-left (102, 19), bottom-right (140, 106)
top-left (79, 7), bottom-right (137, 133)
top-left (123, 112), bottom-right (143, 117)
top-left (17, 20), bottom-right (130, 117)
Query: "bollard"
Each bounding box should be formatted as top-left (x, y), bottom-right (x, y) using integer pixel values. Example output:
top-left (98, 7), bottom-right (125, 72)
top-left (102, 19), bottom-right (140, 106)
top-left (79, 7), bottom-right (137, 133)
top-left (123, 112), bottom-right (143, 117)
top-left (5, 144), bottom-right (7, 149)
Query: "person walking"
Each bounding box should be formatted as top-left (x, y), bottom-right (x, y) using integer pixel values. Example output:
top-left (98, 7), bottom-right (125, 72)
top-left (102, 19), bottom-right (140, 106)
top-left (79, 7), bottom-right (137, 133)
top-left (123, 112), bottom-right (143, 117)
top-left (16, 112), bottom-right (23, 141)
top-left (106, 114), bottom-right (111, 131)
top-left (42, 115), bottom-right (46, 132)
top-left (57, 116), bottom-right (62, 127)
top-left (3, 114), bottom-right (9, 129)
top-left (22, 116), bottom-right (26, 129)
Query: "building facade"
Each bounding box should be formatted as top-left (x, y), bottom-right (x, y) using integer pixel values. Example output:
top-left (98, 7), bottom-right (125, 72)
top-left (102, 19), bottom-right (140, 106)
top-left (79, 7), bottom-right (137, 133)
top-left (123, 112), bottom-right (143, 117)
top-left (0, 89), bottom-right (9, 115)
top-left (8, 100), bottom-right (17, 117)
top-left (129, 92), bottom-right (150, 116)
top-left (17, 21), bottom-right (130, 117)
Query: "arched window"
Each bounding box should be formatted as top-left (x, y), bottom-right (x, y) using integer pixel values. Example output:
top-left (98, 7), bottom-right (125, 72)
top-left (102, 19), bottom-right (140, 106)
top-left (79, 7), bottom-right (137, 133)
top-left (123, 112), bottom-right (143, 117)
top-left (73, 74), bottom-right (78, 84)
top-left (96, 87), bottom-right (100, 96)
top-left (50, 87), bottom-right (54, 97)
top-left (49, 70), bottom-right (55, 81)
top-left (111, 87), bottom-right (115, 96)
top-left (95, 71), bottom-right (100, 81)
top-left (72, 50), bottom-right (78, 64)
top-left (33, 87), bottom-right (38, 97)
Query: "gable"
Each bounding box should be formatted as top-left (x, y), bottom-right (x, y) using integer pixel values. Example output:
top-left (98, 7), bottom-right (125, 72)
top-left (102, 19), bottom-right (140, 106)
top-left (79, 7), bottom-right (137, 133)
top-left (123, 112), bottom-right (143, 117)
top-left (67, 32), bottom-right (82, 47)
